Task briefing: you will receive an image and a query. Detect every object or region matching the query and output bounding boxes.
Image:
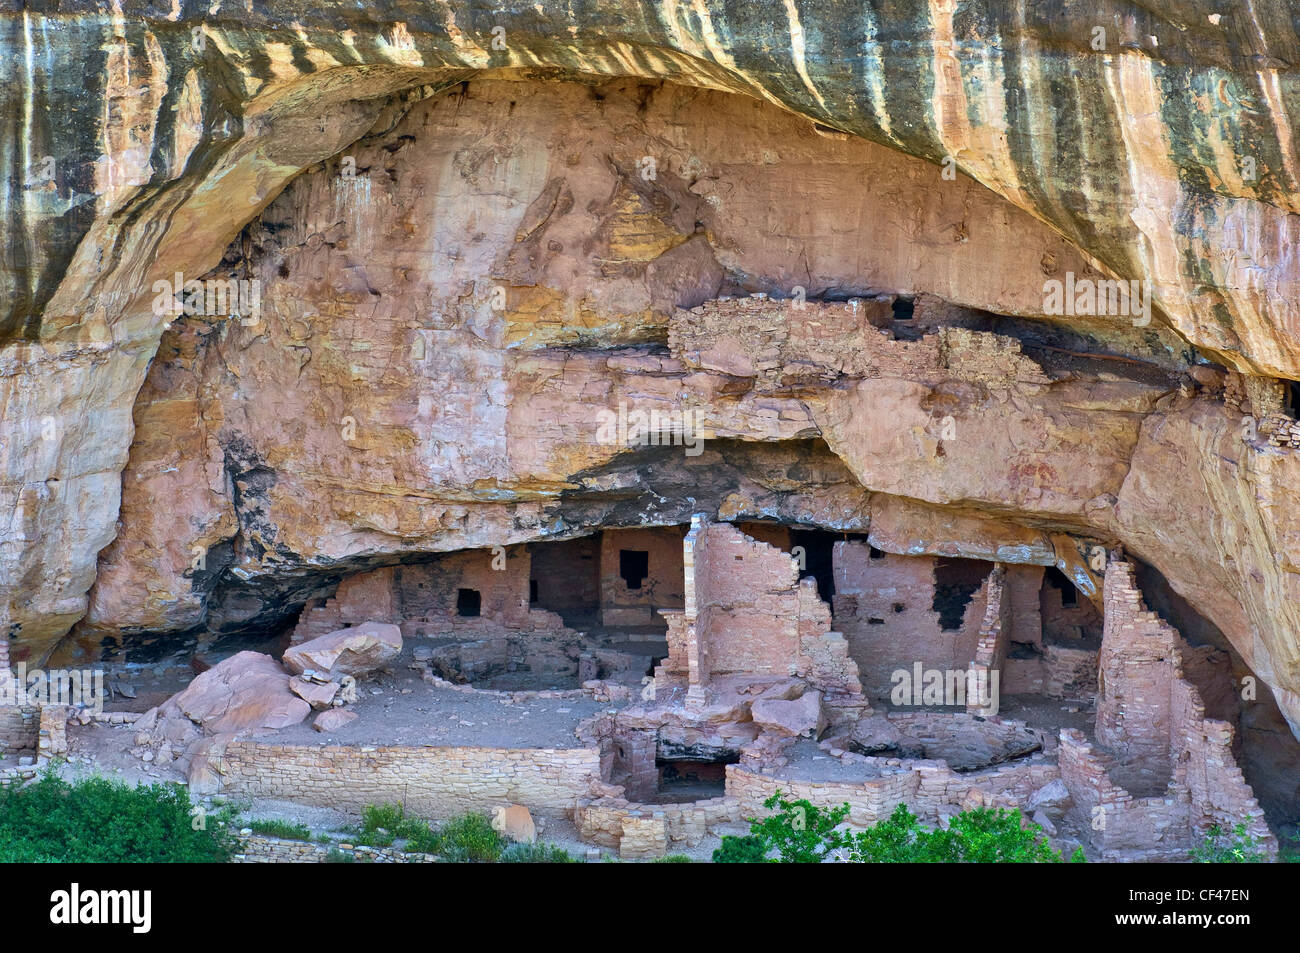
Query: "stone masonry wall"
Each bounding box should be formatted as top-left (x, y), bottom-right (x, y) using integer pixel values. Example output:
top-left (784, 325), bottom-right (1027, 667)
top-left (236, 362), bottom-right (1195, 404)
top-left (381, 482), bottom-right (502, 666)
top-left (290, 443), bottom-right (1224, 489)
top-left (694, 521), bottom-right (802, 676)
top-left (0, 706), bottom-right (37, 755)
top-left (203, 740), bottom-right (602, 818)
top-left (832, 543), bottom-right (991, 697)
top-left (727, 756), bottom-right (1058, 828)
top-left (661, 520), bottom-right (862, 697)
top-left (599, 527), bottom-right (686, 627)
top-left (575, 794), bottom-right (738, 859)
top-left (294, 549), bottom-right (576, 645)
top-left (1096, 560), bottom-right (1179, 777)
top-left (967, 564), bottom-right (1009, 714)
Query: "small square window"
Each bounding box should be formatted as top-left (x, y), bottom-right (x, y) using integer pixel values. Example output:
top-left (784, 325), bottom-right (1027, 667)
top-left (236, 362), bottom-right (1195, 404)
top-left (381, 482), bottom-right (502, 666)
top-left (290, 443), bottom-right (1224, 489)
top-left (619, 550), bottom-right (649, 590)
top-left (456, 588), bottom-right (481, 617)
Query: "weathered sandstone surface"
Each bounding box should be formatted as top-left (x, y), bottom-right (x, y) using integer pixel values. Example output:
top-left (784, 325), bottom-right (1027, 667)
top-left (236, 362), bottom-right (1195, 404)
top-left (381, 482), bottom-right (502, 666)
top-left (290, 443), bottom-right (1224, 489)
top-left (3, 5), bottom-right (1300, 804)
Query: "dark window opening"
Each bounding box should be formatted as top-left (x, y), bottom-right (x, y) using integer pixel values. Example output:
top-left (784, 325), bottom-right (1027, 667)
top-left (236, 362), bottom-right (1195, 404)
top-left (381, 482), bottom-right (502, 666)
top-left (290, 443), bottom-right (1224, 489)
top-left (892, 297), bottom-right (914, 320)
top-left (456, 588), bottom-right (482, 617)
top-left (656, 751), bottom-right (740, 802)
top-left (868, 617), bottom-right (885, 625)
top-left (529, 579), bottom-right (539, 604)
top-left (1287, 379), bottom-right (1300, 417)
top-left (1044, 566), bottom-right (1078, 607)
top-left (791, 528), bottom-right (862, 603)
top-left (893, 603), bottom-right (906, 614)
top-left (932, 557), bottom-right (991, 631)
top-left (620, 549), bottom-right (649, 590)
top-left (869, 546), bottom-right (886, 560)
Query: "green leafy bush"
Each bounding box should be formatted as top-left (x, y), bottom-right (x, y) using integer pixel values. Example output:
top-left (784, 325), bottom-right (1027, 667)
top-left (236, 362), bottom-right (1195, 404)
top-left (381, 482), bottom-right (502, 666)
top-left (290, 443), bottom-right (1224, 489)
top-left (713, 834), bottom-right (771, 863)
top-left (0, 774), bottom-right (235, 863)
top-left (248, 819), bottom-right (313, 841)
top-left (713, 793), bottom-right (850, 863)
top-left (500, 842), bottom-right (575, 863)
top-left (653, 854), bottom-right (693, 863)
top-left (848, 802), bottom-right (928, 862)
top-left (850, 804), bottom-right (1067, 862)
top-left (713, 796), bottom-right (1071, 864)
top-left (355, 802), bottom-right (440, 851)
top-left (1191, 822), bottom-right (1268, 863)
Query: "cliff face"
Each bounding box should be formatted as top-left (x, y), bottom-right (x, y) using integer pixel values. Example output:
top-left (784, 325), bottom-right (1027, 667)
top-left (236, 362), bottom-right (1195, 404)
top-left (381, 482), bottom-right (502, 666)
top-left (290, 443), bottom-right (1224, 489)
top-left (4, 4), bottom-right (1300, 742)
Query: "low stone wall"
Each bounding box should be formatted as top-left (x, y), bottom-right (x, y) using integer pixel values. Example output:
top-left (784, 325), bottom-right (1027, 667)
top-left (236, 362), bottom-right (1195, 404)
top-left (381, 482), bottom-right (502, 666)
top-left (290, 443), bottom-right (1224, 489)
top-left (1059, 729), bottom-right (1192, 861)
top-left (0, 706), bottom-right (38, 754)
top-left (199, 740), bottom-right (603, 818)
top-left (232, 833), bottom-right (437, 864)
top-left (728, 764), bottom-right (918, 827)
top-left (727, 755), bottom-right (1059, 827)
top-left (575, 794), bottom-right (738, 858)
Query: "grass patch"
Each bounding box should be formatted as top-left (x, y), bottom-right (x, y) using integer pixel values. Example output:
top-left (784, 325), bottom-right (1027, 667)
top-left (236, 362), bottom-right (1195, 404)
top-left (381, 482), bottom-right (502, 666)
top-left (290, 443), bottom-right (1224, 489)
top-left (353, 804), bottom-right (506, 860)
top-left (248, 819), bottom-right (314, 841)
top-left (500, 842), bottom-right (574, 863)
top-left (434, 812), bottom-right (504, 862)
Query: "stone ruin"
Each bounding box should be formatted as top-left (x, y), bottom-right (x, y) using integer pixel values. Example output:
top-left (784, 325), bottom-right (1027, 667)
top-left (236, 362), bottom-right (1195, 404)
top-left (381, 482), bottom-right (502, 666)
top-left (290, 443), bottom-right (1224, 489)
top-left (12, 509), bottom-right (1255, 863)
top-left (5, 38), bottom-right (1300, 865)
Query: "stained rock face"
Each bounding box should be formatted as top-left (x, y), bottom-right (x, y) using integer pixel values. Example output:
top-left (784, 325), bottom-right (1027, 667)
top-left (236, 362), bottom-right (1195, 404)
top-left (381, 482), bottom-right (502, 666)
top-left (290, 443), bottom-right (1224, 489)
top-left (282, 623), bottom-right (403, 679)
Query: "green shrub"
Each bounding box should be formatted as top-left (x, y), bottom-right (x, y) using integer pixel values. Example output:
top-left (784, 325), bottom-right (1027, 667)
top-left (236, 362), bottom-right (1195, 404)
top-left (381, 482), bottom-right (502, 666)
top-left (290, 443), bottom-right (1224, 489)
top-left (653, 853), bottom-right (693, 863)
top-left (711, 796), bottom-right (1068, 864)
top-left (248, 819), bottom-right (313, 841)
top-left (433, 812), bottom-right (504, 862)
top-left (400, 823), bottom-right (440, 855)
top-left (355, 803), bottom-right (444, 852)
top-left (712, 793), bottom-right (851, 863)
top-left (751, 792), bottom-right (851, 863)
top-left (324, 848), bottom-right (355, 863)
top-left (1191, 822), bottom-right (1268, 863)
top-left (0, 774), bottom-right (235, 863)
top-left (712, 834), bottom-right (771, 863)
top-left (848, 802), bottom-right (928, 862)
top-left (500, 842), bottom-right (575, 863)
top-left (849, 804), bottom-right (1065, 863)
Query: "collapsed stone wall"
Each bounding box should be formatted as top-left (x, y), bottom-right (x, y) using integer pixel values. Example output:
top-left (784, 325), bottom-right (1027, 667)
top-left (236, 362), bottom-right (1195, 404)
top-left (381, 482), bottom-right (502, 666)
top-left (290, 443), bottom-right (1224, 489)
top-left (575, 795), bottom-right (738, 860)
top-left (1060, 559), bottom-right (1276, 860)
top-left (195, 740), bottom-right (602, 818)
top-left (657, 519), bottom-right (860, 701)
top-left (233, 833), bottom-right (437, 864)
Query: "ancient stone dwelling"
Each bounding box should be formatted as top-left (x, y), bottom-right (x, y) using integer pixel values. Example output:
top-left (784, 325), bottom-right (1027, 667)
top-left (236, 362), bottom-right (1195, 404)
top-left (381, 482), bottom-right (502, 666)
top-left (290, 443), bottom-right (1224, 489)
top-left (5, 2), bottom-right (1300, 866)
top-left (0, 510), bottom-right (1278, 861)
